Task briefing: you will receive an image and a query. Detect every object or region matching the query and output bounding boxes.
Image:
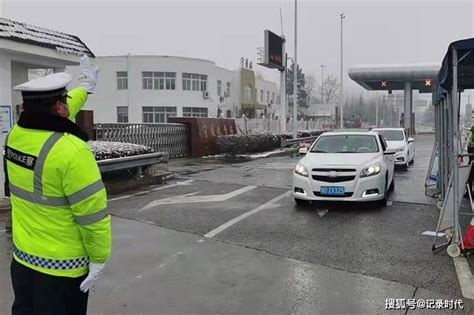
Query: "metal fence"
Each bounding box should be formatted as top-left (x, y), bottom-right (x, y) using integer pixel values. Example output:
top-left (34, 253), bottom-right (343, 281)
top-left (234, 118), bottom-right (335, 134)
top-left (94, 123), bottom-right (189, 158)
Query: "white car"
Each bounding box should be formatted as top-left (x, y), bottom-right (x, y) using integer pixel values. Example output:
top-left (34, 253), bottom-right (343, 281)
top-left (293, 130), bottom-right (395, 206)
top-left (371, 128), bottom-right (414, 168)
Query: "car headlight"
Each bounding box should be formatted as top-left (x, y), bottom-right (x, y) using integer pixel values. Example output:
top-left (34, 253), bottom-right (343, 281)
top-left (295, 163), bottom-right (309, 177)
top-left (396, 146), bottom-right (405, 152)
top-left (360, 163), bottom-right (381, 178)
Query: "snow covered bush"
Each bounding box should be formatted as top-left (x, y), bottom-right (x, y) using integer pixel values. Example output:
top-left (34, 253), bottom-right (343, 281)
top-left (217, 133), bottom-right (280, 156)
top-left (88, 141), bottom-right (154, 161)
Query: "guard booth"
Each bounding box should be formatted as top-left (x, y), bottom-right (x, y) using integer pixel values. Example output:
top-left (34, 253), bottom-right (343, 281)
top-left (431, 38), bottom-right (474, 257)
top-left (349, 64), bottom-right (439, 135)
top-left (0, 17), bottom-right (94, 199)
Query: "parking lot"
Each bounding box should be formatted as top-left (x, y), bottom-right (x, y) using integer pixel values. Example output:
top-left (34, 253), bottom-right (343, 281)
top-left (1, 133), bottom-right (474, 314)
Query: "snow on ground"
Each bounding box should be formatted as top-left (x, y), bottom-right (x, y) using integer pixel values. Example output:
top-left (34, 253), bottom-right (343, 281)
top-left (88, 141), bottom-right (154, 161)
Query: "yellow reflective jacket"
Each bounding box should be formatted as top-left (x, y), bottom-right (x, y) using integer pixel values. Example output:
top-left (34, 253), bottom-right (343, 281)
top-left (6, 87), bottom-right (111, 278)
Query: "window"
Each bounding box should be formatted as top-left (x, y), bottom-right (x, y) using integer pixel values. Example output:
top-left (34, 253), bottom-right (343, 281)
top-left (183, 73), bottom-right (207, 91)
top-left (182, 107), bottom-right (208, 118)
top-left (272, 92), bottom-right (275, 103)
top-left (244, 84), bottom-right (253, 101)
top-left (311, 135), bottom-right (379, 153)
top-left (142, 72), bottom-right (153, 89)
top-left (117, 106), bottom-right (128, 122)
top-left (117, 71), bottom-right (128, 90)
top-left (142, 106), bottom-right (177, 123)
top-left (143, 72), bottom-right (176, 90)
top-left (260, 90), bottom-right (264, 103)
top-left (217, 80), bottom-right (222, 96)
top-left (267, 91), bottom-right (270, 103)
top-left (226, 82), bottom-right (231, 96)
top-left (226, 110), bottom-right (232, 118)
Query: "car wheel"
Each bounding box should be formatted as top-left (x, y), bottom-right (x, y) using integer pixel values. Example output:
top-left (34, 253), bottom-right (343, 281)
top-left (377, 175), bottom-right (388, 207)
top-left (388, 177), bottom-right (395, 192)
top-left (294, 198), bottom-right (309, 207)
top-left (409, 156), bottom-right (415, 165)
top-left (402, 162), bottom-right (409, 170)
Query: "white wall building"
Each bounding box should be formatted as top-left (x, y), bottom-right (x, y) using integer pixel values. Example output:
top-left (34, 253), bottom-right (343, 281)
top-left (255, 78), bottom-right (278, 118)
top-left (67, 55), bottom-right (244, 123)
top-left (67, 55), bottom-right (280, 123)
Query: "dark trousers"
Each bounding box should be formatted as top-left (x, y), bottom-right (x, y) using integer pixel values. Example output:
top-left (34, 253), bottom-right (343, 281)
top-left (10, 258), bottom-right (89, 315)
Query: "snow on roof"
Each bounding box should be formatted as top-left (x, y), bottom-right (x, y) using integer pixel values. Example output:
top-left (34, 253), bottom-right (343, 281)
top-left (0, 17), bottom-right (94, 57)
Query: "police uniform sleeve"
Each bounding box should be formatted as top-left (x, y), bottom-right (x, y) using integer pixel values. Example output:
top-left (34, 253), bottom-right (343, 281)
top-left (63, 146), bottom-right (111, 264)
top-left (67, 87), bottom-right (89, 120)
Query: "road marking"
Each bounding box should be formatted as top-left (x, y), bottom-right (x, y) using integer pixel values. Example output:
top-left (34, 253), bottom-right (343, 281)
top-left (259, 163), bottom-right (295, 170)
top-left (158, 263), bottom-right (166, 269)
top-left (109, 179), bottom-right (194, 202)
top-left (0, 229), bottom-right (6, 233)
top-left (422, 231), bottom-right (446, 237)
top-left (204, 190), bottom-right (291, 238)
top-left (453, 256), bottom-right (474, 299)
top-left (137, 185), bottom-right (257, 212)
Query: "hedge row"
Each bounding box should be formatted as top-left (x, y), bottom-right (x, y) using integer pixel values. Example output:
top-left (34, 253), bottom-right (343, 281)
top-left (217, 130), bottom-right (327, 156)
top-left (88, 141), bottom-right (154, 161)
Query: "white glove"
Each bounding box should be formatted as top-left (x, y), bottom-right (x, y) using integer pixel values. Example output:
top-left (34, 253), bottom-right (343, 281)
top-left (80, 262), bottom-right (105, 293)
top-left (78, 55), bottom-right (99, 94)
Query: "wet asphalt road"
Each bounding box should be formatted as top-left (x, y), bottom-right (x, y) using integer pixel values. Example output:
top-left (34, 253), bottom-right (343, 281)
top-left (1, 133), bottom-right (473, 314)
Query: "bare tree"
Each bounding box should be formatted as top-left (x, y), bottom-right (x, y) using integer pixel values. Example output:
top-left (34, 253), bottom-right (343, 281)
top-left (301, 73), bottom-right (317, 120)
top-left (321, 75), bottom-right (341, 105)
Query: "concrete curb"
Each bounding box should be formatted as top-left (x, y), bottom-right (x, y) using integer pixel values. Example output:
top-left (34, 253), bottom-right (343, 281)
top-left (204, 148), bottom-right (297, 161)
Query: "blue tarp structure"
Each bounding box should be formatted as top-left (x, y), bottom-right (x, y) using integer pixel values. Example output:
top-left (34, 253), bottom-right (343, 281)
top-left (433, 38), bottom-right (474, 105)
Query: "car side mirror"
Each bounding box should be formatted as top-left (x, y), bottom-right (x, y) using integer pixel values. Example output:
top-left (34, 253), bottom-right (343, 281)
top-left (407, 137), bottom-right (415, 144)
top-left (299, 147), bottom-right (308, 155)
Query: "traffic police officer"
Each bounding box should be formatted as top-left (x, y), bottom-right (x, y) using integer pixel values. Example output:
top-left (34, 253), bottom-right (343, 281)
top-left (7, 56), bottom-right (111, 315)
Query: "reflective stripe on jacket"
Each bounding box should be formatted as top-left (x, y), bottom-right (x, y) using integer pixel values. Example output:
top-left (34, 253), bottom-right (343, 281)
top-left (7, 87), bottom-right (111, 277)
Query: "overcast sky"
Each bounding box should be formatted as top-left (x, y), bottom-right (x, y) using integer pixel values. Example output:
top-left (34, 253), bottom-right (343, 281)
top-left (2, 0), bottom-right (473, 94)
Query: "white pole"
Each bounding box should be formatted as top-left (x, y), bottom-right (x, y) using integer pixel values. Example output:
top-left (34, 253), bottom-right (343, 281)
top-left (293, 0), bottom-right (298, 139)
top-left (321, 65), bottom-right (325, 103)
top-left (340, 13), bottom-right (345, 129)
top-left (280, 39), bottom-right (286, 133)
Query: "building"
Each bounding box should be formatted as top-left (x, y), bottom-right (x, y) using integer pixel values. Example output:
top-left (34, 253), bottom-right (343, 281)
top-left (256, 77), bottom-right (278, 118)
top-left (67, 55), bottom-right (279, 123)
top-left (0, 17), bottom-right (92, 198)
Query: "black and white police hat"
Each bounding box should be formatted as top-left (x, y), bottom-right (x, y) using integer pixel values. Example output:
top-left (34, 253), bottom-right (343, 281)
top-left (14, 72), bottom-right (72, 101)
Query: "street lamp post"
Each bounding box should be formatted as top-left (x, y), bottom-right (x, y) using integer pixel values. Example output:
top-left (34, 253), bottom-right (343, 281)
top-left (340, 13), bottom-right (345, 129)
top-left (293, 0), bottom-right (298, 139)
top-left (320, 64), bottom-right (325, 103)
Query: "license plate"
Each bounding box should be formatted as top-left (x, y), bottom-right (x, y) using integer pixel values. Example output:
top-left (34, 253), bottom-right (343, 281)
top-left (320, 186), bottom-right (345, 196)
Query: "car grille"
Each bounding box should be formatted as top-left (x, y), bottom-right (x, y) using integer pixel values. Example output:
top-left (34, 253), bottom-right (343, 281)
top-left (312, 175), bottom-right (356, 183)
top-left (311, 168), bottom-right (357, 183)
top-left (314, 191), bottom-right (354, 197)
top-left (312, 168), bottom-right (356, 172)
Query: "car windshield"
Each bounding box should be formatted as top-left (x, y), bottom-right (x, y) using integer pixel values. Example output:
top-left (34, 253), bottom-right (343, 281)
top-left (311, 135), bottom-right (379, 153)
top-left (376, 130), bottom-right (404, 141)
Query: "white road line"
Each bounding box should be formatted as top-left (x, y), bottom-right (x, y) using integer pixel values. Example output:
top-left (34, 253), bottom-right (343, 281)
top-left (137, 185), bottom-right (257, 212)
top-left (109, 180), bottom-right (194, 202)
top-left (453, 256), bottom-right (474, 299)
top-left (0, 229), bottom-right (6, 233)
top-left (204, 190), bottom-right (291, 238)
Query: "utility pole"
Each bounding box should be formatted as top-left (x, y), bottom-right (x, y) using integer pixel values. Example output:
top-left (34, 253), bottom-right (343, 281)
top-left (280, 39), bottom-right (286, 133)
top-left (293, 0), bottom-right (298, 139)
top-left (320, 65), bottom-right (325, 103)
top-left (340, 13), bottom-right (345, 129)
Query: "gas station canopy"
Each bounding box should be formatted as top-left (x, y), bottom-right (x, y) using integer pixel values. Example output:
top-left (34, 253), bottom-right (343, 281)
top-left (349, 63), bottom-right (440, 93)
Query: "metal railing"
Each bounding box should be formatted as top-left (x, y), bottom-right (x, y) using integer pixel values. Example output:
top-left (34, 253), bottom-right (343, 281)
top-left (234, 117), bottom-right (335, 134)
top-left (94, 123), bottom-right (189, 158)
top-left (280, 136), bottom-right (319, 148)
top-left (97, 152), bottom-right (168, 173)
